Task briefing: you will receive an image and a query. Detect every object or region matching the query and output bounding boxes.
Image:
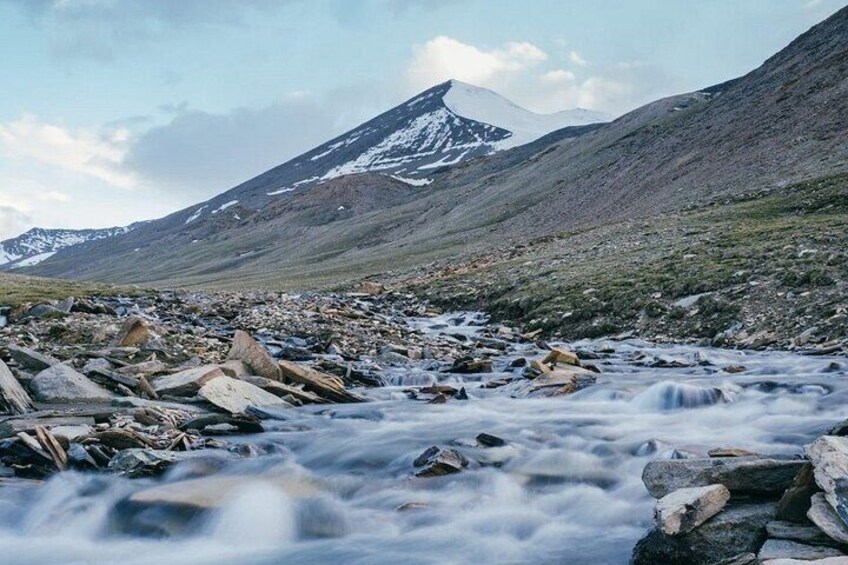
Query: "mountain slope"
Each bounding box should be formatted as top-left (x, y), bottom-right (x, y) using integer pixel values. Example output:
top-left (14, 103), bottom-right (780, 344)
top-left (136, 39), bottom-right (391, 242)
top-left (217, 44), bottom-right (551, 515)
top-left (0, 226), bottom-right (136, 270)
top-left (26, 6), bottom-right (848, 288)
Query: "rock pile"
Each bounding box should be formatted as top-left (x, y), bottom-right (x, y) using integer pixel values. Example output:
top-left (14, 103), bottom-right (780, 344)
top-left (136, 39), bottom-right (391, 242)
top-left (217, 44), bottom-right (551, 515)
top-left (633, 433), bottom-right (848, 564)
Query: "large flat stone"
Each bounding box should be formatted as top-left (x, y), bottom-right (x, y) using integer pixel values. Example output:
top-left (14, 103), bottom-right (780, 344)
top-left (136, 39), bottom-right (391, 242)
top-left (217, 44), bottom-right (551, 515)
top-left (758, 539), bottom-right (845, 561)
top-left (6, 345), bottom-right (58, 372)
top-left (151, 366), bottom-right (224, 396)
top-left (767, 520), bottom-right (842, 547)
top-left (197, 376), bottom-right (292, 414)
top-left (656, 484), bottom-right (730, 535)
top-left (632, 502), bottom-right (777, 565)
top-left (227, 330), bottom-right (281, 381)
top-left (808, 492), bottom-right (848, 545)
top-left (806, 436), bottom-right (848, 526)
top-left (30, 364), bottom-right (113, 403)
top-left (642, 457), bottom-right (807, 498)
top-left (278, 360), bottom-right (365, 403)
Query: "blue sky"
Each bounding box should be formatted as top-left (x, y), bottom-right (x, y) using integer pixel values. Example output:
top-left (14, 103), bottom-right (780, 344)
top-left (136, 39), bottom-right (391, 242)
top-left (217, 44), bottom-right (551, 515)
top-left (0, 0), bottom-right (845, 238)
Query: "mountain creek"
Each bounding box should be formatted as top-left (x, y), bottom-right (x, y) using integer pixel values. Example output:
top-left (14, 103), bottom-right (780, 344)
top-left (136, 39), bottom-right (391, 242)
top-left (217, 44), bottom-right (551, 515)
top-left (0, 290), bottom-right (846, 564)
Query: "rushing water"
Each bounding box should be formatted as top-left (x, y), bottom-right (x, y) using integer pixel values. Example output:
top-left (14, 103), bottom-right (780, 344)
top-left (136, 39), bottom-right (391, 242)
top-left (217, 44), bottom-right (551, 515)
top-left (0, 312), bottom-right (846, 565)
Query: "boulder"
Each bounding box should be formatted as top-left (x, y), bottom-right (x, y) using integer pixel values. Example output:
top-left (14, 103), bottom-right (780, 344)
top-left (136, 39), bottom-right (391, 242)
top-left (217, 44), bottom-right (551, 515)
top-left (278, 360), bottom-right (365, 403)
top-left (642, 457), bottom-right (807, 498)
top-left (107, 448), bottom-right (228, 478)
top-left (632, 502), bottom-right (777, 565)
top-left (6, 345), bottom-right (58, 372)
top-left (767, 520), bottom-right (842, 547)
top-left (217, 360), bottom-right (251, 379)
top-left (808, 493), bottom-right (848, 545)
top-left (112, 317), bottom-right (149, 347)
top-left (777, 463), bottom-right (817, 523)
top-left (806, 436), bottom-right (848, 525)
top-left (197, 376), bottom-right (293, 414)
top-left (542, 348), bottom-right (582, 368)
top-left (227, 330), bottom-right (281, 381)
top-left (0, 359), bottom-right (34, 415)
top-left (758, 539), bottom-right (845, 561)
top-left (151, 365), bottom-right (224, 396)
top-left (655, 484), bottom-right (731, 535)
top-left (413, 446), bottom-right (468, 477)
top-left (30, 364), bottom-right (113, 403)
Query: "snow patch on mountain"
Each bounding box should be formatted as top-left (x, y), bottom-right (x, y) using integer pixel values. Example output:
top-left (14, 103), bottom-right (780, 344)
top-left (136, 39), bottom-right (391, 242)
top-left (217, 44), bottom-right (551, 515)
top-left (0, 225), bottom-right (137, 269)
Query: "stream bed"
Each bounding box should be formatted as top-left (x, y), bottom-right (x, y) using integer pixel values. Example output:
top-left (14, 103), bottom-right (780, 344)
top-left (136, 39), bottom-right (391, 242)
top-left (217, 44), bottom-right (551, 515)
top-left (0, 312), bottom-right (845, 565)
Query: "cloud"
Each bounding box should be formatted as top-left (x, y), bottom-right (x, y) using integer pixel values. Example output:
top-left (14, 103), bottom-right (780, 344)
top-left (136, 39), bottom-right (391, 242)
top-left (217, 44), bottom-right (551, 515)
top-left (122, 96), bottom-right (338, 198)
top-left (541, 69), bottom-right (576, 83)
top-left (407, 36), bottom-right (547, 92)
top-left (0, 205), bottom-right (32, 241)
top-left (6, 0), bottom-right (287, 61)
top-left (568, 50), bottom-right (588, 67)
top-left (0, 114), bottom-right (136, 188)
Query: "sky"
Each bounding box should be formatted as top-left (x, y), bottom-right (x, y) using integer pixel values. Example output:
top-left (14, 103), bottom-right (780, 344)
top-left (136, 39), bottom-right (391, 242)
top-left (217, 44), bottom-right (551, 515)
top-left (0, 0), bottom-right (846, 239)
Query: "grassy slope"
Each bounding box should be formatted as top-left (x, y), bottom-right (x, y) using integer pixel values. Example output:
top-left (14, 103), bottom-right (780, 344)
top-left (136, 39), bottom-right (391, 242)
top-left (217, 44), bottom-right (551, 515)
top-left (0, 273), bottom-right (145, 307)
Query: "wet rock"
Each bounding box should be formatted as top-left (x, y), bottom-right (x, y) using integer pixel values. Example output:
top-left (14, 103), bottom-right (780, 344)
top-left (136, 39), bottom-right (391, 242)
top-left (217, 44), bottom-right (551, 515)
top-left (642, 457), bottom-right (807, 498)
top-left (0, 416), bottom-right (96, 439)
top-left (808, 493), bottom-right (848, 545)
top-left (242, 376), bottom-right (326, 405)
top-left (632, 501), bottom-right (777, 565)
top-left (758, 539), bottom-right (845, 561)
top-left (227, 330), bottom-right (281, 381)
top-left (112, 316), bottom-right (149, 347)
top-left (446, 357), bottom-right (492, 373)
top-left (6, 345), bottom-right (58, 372)
top-left (92, 430), bottom-right (150, 450)
top-left (66, 443), bottom-right (99, 470)
top-left (777, 463), bottom-right (817, 523)
top-left (476, 433), bottom-right (506, 447)
top-left (0, 360), bottom-right (33, 415)
top-left (30, 364), bottom-right (113, 403)
top-left (197, 375), bottom-right (293, 414)
top-left (278, 360), bottom-right (365, 403)
top-left (806, 436), bottom-right (848, 525)
top-left (527, 369), bottom-right (597, 397)
top-left (108, 448), bottom-right (226, 478)
top-left (151, 365), bottom-right (224, 396)
top-left (413, 446), bottom-right (468, 477)
top-left (709, 448), bottom-right (761, 458)
top-left (655, 484), bottom-right (731, 535)
top-left (766, 520), bottom-right (841, 547)
top-left (180, 413), bottom-right (263, 434)
top-left (542, 348), bottom-right (582, 368)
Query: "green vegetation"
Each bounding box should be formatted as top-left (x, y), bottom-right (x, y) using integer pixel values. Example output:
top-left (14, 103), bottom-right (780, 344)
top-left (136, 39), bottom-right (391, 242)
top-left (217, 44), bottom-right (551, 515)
top-left (0, 273), bottom-right (145, 307)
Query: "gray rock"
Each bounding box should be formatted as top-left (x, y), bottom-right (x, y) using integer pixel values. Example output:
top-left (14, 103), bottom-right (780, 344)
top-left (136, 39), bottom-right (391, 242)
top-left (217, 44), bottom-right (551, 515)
top-left (806, 436), bottom-right (848, 525)
top-left (711, 554), bottom-right (758, 565)
top-left (777, 462), bottom-right (817, 523)
top-left (632, 502), bottom-right (777, 565)
top-left (7, 345), bottom-right (58, 372)
top-left (642, 457), bottom-right (807, 498)
top-left (197, 376), bottom-right (292, 414)
top-left (0, 359), bottom-right (34, 415)
top-left (151, 365), bottom-right (224, 396)
top-left (30, 364), bottom-right (113, 402)
top-left (655, 484), bottom-right (731, 535)
top-left (808, 492), bottom-right (848, 545)
top-left (413, 446), bottom-right (468, 477)
top-left (758, 539), bottom-right (845, 561)
top-left (227, 330), bottom-right (281, 381)
top-left (767, 520), bottom-right (842, 547)
top-left (112, 316), bottom-right (149, 347)
top-left (108, 448), bottom-right (227, 478)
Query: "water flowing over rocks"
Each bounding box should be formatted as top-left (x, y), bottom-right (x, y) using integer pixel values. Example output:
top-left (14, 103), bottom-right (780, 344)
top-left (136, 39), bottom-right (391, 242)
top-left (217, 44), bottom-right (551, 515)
top-left (0, 289), bottom-right (847, 563)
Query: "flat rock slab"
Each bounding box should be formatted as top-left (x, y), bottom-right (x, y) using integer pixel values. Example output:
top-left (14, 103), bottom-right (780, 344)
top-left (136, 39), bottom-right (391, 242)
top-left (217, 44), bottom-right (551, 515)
top-left (0, 416), bottom-right (96, 439)
top-left (197, 376), bottom-right (292, 414)
top-left (758, 539), bottom-right (845, 561)
top-left (0, 359), bottom-right (33, 415)
top-left (107, 448), bottom-right (230, 478)
top-left (151, 366), bottom-right (224, 396)
top-left (632, 502), bottom-right (777, 565)
top-left (762, 559), bottom-right (848, 565)
top-left (806, 436), bottom-right (848, 525)
top-left (112, 316), bottom-right (149, 347)
top-left (7, 345), bottom-right (58, 372)
top-left (227, 330), bottom-right (281, 381)
top-left (30, 364), bottom-right (113, 403)
top-left (413, 446), bottom-right (468, 477)
top-left (278, 360), bottom-right (365, 403)
top-left (767, 520), bottom-right (842, 547)
top-left (643, 457), bottom-right (807, 498)
top-left (656, 484), bottom-right (730, 535)
top-left (808, 492), bottom-right (848, 545)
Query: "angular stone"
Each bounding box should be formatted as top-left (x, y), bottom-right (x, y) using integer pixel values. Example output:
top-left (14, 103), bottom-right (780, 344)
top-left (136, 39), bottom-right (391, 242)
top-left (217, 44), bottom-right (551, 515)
top-left (107, 448), bottom-right (228, 478)
top-left (446, 357), bottom-right (492, 374)
top-left (242, 376), bottom-right (326, 405)
top-left (808, 492), bottom-right (848, 545)
top-left (217, 360), bottom-right (251, 379)
top-left (642, 457), bottom-right (807, 498)
top-left (227, 330), bottom-right (281, 381)
top-left (711, 553), bottom-right (758, 565)
top-left (30, 364), bottom-right (113, 402)
top-left (777, 463), bottom-right (817, 523)
top-left (278, 360), bottom-right (365, 403)
top-left (632, 502), bottom-right (777, 565)
top-left (0, 416), bottom-right (96, 439)
top-left (806, 436), bottom-right (848, 525)
top-left (767, 520), bottom-right (842, 547)
top-left (529, 369), bottom-right (597, 396)
top-left (542, 348), bottom-right (582, 368)
top-left (758, 539), bottom-right (845, 561)
top-left (0, 359), bottom-right (33, 415)
top-left (6, 345), bottom-right (59, 372)
top-left (112, 317), bottom-right (149, 347)
top-left (198, 376), bottom-right (292, 414)
top-left (151, 365), bottom-right (224, 396)
top-left (413, 446), bottom-right (468, 477)
top-left (655, 484), bottom-right (731, 535)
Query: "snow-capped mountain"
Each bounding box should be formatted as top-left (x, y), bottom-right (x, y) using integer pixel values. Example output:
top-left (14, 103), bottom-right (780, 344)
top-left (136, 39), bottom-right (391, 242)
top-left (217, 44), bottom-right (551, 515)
top-left (181, 79), bottom-right (610, 224)
top-left (0, 226), bottom-right (136, 269)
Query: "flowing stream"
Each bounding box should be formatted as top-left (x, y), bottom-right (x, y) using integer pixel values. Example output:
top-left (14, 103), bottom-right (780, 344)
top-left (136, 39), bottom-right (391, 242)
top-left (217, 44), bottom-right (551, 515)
top-left (0, 312), bottom-right (845, 565)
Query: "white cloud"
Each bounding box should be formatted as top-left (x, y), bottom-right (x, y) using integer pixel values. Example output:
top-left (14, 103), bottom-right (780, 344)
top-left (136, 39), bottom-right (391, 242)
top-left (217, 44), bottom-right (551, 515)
top-left (0, 115), bottom-right (136, 188)
top-left (568, 50), bottom-right (588, 67)
top-left (541, 69), bottom-right (576, 83)
top-left (0, 205), bottom-right (32, 241)
top-left (407, 36), bottom-right (547, 91)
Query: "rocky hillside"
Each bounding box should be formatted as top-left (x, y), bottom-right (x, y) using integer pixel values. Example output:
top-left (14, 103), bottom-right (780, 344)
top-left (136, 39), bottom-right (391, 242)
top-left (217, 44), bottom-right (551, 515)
top-left (0, 226), bottom-right (136, 270)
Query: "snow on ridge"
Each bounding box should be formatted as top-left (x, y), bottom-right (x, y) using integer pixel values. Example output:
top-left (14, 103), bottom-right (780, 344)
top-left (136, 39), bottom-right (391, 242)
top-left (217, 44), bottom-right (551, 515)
top-left (185, 205), bottom-right (207, 224)
top-left (389, 175), bottom-right (432, 186)
top-left (9, 251), bottom-right (56, 269)
top-left (211, 200), bottom-right (238, 214)
top-left (443, 79), bottom-right (610, 149)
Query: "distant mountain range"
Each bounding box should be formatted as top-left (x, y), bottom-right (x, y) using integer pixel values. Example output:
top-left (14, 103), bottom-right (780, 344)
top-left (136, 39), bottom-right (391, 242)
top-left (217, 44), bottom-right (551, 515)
top-left (18, 6), bottom-right (848, 287)
top-left (0, 226), bottom-right (137, 270)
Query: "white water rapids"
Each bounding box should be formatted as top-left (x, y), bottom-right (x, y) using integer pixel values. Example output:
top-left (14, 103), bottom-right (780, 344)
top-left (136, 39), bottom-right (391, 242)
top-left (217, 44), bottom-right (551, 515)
top-left (0, 313), bottom-right (845, 564)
